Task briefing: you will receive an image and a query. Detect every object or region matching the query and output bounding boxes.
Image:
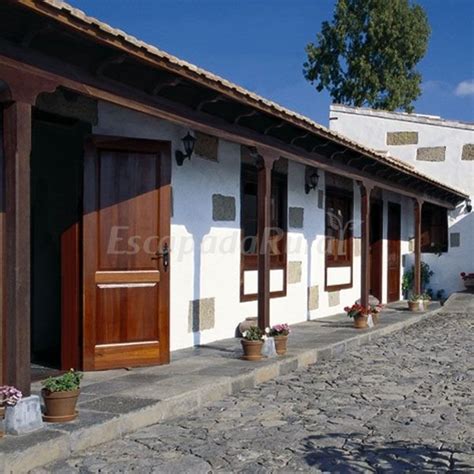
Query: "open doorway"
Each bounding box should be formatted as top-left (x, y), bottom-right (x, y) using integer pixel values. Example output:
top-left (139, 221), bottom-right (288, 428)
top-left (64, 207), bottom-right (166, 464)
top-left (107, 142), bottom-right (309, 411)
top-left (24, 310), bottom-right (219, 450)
top-left (30, 109), bottom-right (89, 369)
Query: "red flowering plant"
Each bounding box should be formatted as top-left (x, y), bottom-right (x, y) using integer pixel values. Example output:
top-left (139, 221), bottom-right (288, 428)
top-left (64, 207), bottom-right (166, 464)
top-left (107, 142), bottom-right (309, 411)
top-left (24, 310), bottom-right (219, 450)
top-left (344, 303), bottom-right (369, 319)
top-left (460, 272), bottom-right (474, 280)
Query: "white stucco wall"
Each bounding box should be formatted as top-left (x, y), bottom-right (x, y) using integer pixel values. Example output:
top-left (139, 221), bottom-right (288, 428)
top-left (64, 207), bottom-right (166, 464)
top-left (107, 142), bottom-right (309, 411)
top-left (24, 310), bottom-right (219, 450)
top-left (330, 104), bottom-right (474, 296)
top-left (91, 100), bottom-right (416, 353)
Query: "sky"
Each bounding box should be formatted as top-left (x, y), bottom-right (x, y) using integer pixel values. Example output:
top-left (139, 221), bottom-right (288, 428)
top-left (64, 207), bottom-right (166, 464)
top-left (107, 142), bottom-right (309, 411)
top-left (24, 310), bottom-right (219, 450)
top-left (67, 0), bottom-right (474, 126)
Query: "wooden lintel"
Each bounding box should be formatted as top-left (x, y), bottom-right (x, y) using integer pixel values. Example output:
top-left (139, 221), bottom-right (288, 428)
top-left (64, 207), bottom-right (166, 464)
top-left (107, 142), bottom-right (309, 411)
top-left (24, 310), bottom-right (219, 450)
top-left (0, 50), bottom-right (462, 208)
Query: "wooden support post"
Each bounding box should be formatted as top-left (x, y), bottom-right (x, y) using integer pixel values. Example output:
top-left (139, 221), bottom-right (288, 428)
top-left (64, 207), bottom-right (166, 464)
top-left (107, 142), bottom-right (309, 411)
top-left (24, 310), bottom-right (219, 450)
top-left (359, 181), bottom-right (373, 309)
top-left (256, 148), bottom-right (279, 331)
top-left (414, 198), bottom-right (423, 295)
top-left (3, 100), bottom-right (32, 396)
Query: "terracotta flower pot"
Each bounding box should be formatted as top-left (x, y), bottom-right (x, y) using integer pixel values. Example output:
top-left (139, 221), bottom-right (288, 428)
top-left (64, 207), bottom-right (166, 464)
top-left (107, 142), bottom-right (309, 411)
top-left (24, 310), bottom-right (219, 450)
top-left (42, 388), bottom-right (80, 422)
top-left (353, 314), bottom-right (368, 329)
top-left (273, 335), bottom-right (288, 355)
top-left (408, 300), bottom-right (424, 312)
top-left (241, 339), bottom-right (263, 361)
top-left (464, 278), bottom-right (474, 290)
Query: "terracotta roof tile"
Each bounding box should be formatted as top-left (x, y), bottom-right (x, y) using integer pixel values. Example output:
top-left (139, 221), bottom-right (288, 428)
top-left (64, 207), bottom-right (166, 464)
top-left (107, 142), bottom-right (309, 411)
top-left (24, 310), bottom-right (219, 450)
top-left (23, 0), bottom-right (469, 199)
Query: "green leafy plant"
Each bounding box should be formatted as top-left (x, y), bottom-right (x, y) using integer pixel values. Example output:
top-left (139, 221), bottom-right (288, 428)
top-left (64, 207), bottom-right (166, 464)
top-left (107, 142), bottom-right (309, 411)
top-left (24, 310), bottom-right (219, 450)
top-left (42, 369), bottom-right (83, 393)
top-left (242, 326), bottom-right (264, 341)
top-left (402, 262), bottom-right (434, 294)
top-left (303, 0), bottom-right (430, 112)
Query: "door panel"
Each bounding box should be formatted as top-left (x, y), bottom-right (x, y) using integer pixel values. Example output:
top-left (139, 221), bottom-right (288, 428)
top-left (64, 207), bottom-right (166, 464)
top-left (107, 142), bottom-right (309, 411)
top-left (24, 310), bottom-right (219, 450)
top-left (83, 137), bottom-right (170, 370)
top-left (387, 202), bottom-right (401, 303)
top-left (369, 199), bottom-right (383, 302)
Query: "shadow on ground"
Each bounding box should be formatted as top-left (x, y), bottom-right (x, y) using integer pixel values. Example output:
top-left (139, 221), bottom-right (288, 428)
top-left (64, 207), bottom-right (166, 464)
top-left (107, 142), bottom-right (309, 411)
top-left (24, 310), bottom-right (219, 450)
top-left (300, 433), bottom-right (461, 471)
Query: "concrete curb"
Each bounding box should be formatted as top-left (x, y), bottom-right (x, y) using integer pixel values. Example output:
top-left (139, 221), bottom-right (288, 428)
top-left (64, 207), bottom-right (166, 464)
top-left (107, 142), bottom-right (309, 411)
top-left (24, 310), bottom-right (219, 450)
top-left (1, 307), bottom-right (437, 473)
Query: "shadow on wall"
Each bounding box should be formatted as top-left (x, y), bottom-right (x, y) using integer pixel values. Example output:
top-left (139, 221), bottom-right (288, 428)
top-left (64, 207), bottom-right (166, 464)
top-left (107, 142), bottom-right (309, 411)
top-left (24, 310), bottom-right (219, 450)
top-left (421, 210), bottom-right (474, 296)
top-left (300, 434), bottom-right (457, 471)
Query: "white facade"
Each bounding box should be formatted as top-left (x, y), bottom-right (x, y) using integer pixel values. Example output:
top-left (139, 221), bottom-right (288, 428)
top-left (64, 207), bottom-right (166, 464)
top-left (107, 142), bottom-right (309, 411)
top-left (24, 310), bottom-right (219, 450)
top-left (92, 101), bottom-right (413, 351)
top-left (330, 104), bottom-right (474, 296)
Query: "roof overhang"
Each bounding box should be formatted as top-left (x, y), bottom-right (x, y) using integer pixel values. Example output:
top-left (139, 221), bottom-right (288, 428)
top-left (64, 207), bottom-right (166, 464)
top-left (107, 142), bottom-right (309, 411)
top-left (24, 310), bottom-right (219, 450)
top-left (0, 0), bottom-right (469, 208)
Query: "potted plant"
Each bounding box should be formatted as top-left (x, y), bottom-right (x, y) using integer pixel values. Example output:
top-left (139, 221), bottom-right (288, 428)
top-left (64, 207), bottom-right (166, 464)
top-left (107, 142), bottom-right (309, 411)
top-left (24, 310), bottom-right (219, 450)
top-left (402, 262), bottom-right (434, 299)
top-left (344, 304), bottom-right (369, 329)
top-left (461, 272), bottom-right (474, 290)
top-left (408, 294), bottom-right (425, 311)
top-left (269, 323), bottom-right (291, 355)
top-left (370, 304), bottom-right (383, 324)
top-left (241, 326), bottom-right (265, 361)
top-left (421, 292), bottom-right (431, 310)
top-left (41, 369), bottom-right (83, 422)
top-left (0, 386), bottom-right (22, 438)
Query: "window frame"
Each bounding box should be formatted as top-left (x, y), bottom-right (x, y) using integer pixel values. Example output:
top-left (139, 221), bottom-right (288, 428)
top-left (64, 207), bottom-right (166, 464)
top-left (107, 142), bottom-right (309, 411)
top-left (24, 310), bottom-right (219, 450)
top-left (324, 186), bottom-right (353, 291)
top-left (240, 164), bottom-right (287, 302)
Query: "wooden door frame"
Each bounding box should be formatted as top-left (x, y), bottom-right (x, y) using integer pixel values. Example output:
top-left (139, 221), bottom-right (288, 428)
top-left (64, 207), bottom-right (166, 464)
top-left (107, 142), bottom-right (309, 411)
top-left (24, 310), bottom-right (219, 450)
top-left (81, 135), bottom-right (171, 370)
top-left (387, 201), bottom-right (401, 303)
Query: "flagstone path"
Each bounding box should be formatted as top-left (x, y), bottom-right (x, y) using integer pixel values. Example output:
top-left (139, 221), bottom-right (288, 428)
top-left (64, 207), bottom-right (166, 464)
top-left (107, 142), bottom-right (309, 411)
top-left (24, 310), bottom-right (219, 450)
top-left (35, 310), bottom-right (473, 473)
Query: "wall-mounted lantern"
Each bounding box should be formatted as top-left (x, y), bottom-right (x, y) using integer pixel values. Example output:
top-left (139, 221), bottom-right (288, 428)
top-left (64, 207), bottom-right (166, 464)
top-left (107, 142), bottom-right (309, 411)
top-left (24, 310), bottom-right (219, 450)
top-left (305, 169), bottom-right (319, 194)
top-left (175, 132), bottom-right (196, 166)
top-left (466, 198), bottom-right (472, 213)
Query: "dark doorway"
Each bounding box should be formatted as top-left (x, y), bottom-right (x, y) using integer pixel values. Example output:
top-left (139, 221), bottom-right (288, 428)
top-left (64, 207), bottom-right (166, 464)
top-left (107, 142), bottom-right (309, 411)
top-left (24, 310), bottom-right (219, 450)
top-left (370, 199), bottom-right (383, 302)
top-left (387, 202), bottom-right (401, 302)
top-left (30, 111), bottom-right (89, 368)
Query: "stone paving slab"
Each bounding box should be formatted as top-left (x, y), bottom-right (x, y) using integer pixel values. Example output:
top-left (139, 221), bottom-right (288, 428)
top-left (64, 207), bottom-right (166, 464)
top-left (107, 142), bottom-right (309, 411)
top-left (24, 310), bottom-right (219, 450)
top-left (0, 301), bottom-right (441, 472)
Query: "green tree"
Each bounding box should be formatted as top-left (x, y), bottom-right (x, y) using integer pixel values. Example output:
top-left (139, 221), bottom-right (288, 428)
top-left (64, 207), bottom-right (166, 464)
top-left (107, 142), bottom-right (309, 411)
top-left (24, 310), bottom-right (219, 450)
top-left (303, 0), bottom-right (430, 112)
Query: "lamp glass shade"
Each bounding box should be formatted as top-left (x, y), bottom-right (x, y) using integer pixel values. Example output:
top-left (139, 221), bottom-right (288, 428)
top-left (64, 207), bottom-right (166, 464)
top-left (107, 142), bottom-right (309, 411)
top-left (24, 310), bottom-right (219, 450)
top-left (309, 171), bottom-right (319, 188)
top-left (182, 132), bottom-right (196, 157)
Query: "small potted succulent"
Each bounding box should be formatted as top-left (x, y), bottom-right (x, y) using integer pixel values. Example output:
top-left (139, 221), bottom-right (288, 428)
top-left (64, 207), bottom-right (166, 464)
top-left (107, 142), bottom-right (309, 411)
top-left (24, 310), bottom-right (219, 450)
top-left (370, 304), bottom-right (383, 324)
top-left (460, 272), bottom-right (474, 290)
top-left (241, 326), bottom-right (265, 361)
top-left (41, 369), bottom-right (83, 422)
top-left (0, 386), bottom-right (22, 438)
top-left (344, 304), bottom-right (369, 329)
top-left (269, 323), bottom-right (291, 355)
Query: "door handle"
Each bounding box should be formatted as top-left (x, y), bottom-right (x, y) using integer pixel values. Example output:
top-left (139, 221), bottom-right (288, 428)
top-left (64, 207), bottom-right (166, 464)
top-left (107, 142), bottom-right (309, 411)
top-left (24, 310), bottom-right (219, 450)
top-left (152, 243), bottom-right (169, 270)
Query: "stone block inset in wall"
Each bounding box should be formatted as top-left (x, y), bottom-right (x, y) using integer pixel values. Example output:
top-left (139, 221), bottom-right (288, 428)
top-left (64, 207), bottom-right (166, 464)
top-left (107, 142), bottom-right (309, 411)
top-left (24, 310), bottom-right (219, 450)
top-left (408, 238), bottom-right (415, 252)
top-left (328, 291), bottom-right (340, 307)
top-left (461, 144), bottom-right (474, 161)
top-left (386, 131), bottom-right (418, 146)
top-left (308, 285), bottom-right (319, 310)
top-left (194, 132), bottom-right (218, 161)
top-left (416, 146), bottom-right (446, 162)
top-left (288, 261), bottom-right (302, 284)
top-left (450, 232), bottom-right (461, 248)
top-left (353, 238), bottom-right (361, 257)
top-left (212, 194), bottom-right (236, 221)
top-left (289, 207), bottom-right (304, 229)
top-left (188, 297), bottom-right (215, 333)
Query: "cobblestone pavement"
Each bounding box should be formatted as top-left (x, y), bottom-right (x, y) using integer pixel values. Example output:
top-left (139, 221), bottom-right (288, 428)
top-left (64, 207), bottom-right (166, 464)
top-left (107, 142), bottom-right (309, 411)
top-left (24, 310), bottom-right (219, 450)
top-left (38, 312), bottom-right (473, 473)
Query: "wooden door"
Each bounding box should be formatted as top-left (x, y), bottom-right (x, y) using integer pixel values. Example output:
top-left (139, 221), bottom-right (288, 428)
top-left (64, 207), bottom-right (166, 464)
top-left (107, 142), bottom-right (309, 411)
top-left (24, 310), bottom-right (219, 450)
top-left (83, 137), bottom-right (171, 370)
top-left (369, 199), bottom-right (383, 302)
top-left (387, 202), bottom-right (401, 303)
